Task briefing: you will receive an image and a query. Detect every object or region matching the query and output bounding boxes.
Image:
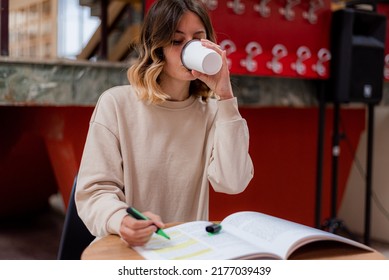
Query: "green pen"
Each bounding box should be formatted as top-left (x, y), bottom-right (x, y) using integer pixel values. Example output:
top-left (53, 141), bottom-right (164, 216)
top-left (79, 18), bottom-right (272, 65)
top-left (126, 207), bottom-right (170, 240)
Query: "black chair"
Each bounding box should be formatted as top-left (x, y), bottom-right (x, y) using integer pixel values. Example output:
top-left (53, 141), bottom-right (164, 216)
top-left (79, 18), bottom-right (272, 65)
top-left (57, 176), bottom-right (95, 260)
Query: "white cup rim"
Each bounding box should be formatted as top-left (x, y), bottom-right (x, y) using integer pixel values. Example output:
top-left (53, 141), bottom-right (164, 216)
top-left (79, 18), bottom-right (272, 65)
top-left (181, 39), bottom-right (202, 70)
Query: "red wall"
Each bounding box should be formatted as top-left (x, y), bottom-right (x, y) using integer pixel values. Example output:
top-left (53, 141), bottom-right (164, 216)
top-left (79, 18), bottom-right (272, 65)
top-left (209, 106), bottom-right (366, 227)
top-left (0, 106), bottom-right (365, 225)
top-left (0, 106), bottom-right (93, 217)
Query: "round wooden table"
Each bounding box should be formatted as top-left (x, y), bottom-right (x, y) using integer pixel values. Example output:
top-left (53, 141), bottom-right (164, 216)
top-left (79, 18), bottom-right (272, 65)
top-left (82, 234), bottom-right (386, 260)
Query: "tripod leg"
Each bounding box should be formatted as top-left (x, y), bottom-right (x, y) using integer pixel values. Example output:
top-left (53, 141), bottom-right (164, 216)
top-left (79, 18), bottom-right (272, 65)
top-left (322, 218), bottom-right (358, 241)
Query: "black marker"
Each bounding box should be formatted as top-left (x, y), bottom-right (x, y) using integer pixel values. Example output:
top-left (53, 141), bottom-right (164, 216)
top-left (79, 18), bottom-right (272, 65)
top-left (206, 223), bottom-right (222, 234)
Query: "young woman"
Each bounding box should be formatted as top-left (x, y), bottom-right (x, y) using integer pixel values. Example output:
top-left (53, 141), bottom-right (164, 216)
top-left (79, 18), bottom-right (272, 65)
top-left (75, 0), bottom-right (253, 246)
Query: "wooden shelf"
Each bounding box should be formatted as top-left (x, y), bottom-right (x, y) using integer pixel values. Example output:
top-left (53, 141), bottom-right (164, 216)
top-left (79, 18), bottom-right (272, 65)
top-left (9, 0), bottom-right (57, 58)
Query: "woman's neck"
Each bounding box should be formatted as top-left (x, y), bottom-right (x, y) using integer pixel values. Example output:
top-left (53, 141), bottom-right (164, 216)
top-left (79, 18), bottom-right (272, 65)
top-left (159, 76), bottom-right (191, 101)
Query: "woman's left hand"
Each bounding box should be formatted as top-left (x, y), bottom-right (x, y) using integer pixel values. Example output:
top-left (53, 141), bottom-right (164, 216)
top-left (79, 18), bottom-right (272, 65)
top-left (191, 39), bottom-right (234, 100)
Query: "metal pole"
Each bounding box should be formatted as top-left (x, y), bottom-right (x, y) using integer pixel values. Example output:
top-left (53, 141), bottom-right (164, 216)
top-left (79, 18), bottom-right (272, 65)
top-left (100, 0), bottom-right (108, 59)
top-left (364, 103), bottom-right (375, 246)
top-left (331, 102), bottom-right (340, 219)
top-left (0, 0), bottom-right (9, 56)
top-left (315, 81), bottom-right (326, 228)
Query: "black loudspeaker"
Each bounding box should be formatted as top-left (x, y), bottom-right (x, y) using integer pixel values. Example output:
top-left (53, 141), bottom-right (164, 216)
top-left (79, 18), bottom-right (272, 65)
top-left (329, 8), bottom-right (387, 104)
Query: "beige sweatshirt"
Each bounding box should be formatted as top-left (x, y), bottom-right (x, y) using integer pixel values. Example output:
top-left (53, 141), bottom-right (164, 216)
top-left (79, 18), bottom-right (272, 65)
top-left (75, 85), bottom-right (253, 237)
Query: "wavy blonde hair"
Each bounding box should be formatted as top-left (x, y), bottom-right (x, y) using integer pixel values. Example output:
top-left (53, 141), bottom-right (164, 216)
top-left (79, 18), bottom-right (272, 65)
top-left (127, 0), bottom-right (217, 103)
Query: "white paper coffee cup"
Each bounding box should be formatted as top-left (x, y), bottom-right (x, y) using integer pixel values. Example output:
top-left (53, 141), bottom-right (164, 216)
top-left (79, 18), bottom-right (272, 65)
top-left (181, 40), bottom-right (222, 75)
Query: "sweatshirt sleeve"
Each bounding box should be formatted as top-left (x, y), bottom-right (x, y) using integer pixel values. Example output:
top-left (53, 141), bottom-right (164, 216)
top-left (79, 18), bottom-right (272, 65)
top-left (207, 97), bottom-right (254, 194)
top-left (75, 92), bottom-right (128, 237)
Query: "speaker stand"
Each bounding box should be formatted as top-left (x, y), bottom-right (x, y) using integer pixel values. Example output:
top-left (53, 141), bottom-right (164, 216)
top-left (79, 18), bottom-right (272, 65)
top-left (364, 103), bottom-right (375, 246)
top-left (315, 81), bottom-right (325, 229)
top-left (321, 102), bottom-right (377, 246)
top-left (321, 102), bottom-right (357, 241)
